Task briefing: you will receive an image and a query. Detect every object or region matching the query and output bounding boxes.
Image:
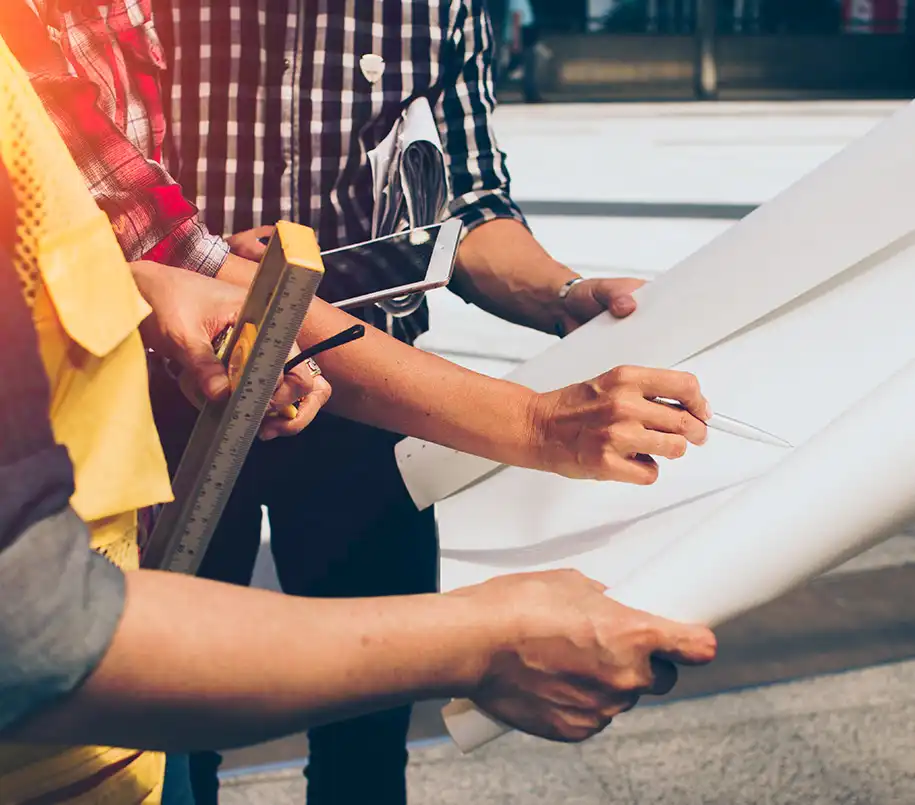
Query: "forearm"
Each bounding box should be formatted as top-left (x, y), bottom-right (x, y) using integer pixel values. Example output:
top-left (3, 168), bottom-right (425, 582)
top-left (217, 253), bottom-right (544, 468)
top-left (452, 219), bottom-right (576, 333)
top-left (9, 570), bottom-right (497, 751)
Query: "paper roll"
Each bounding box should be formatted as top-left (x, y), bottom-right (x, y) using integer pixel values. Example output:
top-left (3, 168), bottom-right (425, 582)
top-left (444, 358), bottom-right (915, 752)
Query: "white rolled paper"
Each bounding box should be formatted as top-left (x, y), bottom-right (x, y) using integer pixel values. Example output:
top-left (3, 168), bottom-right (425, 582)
top-left (444, 358), bottom-right (915, 752)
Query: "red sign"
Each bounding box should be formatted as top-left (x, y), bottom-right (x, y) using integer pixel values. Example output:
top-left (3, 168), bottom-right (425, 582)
top-left (843, 0), bottom-right (908, 32)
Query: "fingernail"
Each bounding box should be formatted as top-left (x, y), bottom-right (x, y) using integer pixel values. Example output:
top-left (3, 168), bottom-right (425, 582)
top-left (207, 378), bottom-right (229, 400)
top-left (704, 402), bottom-right (713, 420)
top-left (613, 298), bottom-right (636, 316)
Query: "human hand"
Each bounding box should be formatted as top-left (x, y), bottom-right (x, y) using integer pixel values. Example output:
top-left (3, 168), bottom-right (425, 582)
top-left (528, 365), bottom-right (711, 484)
top-left (259, 345), bottom-right (332, 441)
top-left (225, 225), bottom-right (275, 262)
top-left (130, 261), bottom-right (330, 436)
top-left (458, 569), bottom-right (716, 742)
top-left (558, 276), bottom-right (646, 334)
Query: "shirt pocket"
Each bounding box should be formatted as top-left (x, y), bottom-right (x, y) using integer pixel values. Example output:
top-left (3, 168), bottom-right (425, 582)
top-left (38, 211), bottom-right (150, 359)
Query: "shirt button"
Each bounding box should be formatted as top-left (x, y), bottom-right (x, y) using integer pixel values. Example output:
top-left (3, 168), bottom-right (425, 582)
top-left (283, 57), bottom-right (291, 71)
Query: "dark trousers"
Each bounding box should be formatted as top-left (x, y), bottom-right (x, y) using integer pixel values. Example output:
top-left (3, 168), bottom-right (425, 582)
top-left (150, 373), bottom-right (438, 805)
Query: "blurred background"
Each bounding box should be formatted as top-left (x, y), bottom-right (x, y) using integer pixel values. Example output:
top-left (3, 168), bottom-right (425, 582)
top-left (489, 0), bottom-right (915, 103)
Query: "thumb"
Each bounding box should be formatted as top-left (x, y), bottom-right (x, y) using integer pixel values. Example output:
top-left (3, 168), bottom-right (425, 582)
top-left (643, 613), bottom-right (718, 666)
top-left (590, 280), bottom-right (639, 318)
top-left (180, 334), bottom-right (231, 402)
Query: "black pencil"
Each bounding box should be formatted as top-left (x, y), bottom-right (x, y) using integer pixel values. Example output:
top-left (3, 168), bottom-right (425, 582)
top-left (284, 324), bottom-right (365, 373)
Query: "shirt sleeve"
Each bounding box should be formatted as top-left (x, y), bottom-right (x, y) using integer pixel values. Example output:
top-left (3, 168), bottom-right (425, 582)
top-left (435, 0), bottom-right (529, 235)
top-left (0, 168), bottom-right (126, 732)
top-left (0, 3), bottom-right (228, 275)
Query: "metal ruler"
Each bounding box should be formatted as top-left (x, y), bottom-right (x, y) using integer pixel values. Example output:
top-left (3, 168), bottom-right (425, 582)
top-left (141, 221), bottom-right (324, 574)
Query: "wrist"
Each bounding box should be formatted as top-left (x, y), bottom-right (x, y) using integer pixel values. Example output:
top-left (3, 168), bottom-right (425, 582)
top-left (541, 262), bottom-right (581, 320)
top-left (442, 586), bottom-right (524, 695)
top-left (521, 389), bottom-right (557, 473)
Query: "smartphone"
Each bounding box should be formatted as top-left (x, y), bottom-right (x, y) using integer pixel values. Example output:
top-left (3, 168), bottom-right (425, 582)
top-left (316, 219), bottom-right (462, 310)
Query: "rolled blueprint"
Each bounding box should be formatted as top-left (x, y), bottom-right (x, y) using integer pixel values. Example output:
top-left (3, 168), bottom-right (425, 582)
top-left (443, 357), bottom-right (915, 752)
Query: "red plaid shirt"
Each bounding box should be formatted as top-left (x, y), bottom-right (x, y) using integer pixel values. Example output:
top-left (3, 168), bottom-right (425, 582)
top-left (0, 0), bottom-right (228, 275)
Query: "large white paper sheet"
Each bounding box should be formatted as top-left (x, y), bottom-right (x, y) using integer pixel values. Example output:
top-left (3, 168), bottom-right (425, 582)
top-left (395, 100), bottom-right (915, 511)
top-left (437, 231), bottom-right (915, 566)
top-left (394, 99), bottom-right (915, 752)
top-left (443, 358), bottom-right (915, 751)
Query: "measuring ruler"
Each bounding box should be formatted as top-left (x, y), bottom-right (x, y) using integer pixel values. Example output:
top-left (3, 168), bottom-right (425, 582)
top-left (141, 222), bottom-right (324, 574)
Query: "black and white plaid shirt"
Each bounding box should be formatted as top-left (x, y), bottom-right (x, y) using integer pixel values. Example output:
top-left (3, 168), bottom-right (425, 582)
top-left (154, 0), bottom-right (527, 341)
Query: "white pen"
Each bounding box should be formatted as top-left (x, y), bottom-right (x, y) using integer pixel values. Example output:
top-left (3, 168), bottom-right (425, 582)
top-left (652, 397), bottom-right (793, 449)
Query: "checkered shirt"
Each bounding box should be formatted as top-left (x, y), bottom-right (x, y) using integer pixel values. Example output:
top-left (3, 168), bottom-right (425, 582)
top-left (155, 0), bottom-right (527, 341)
top-left (3, 0), bottom-right (228, 274)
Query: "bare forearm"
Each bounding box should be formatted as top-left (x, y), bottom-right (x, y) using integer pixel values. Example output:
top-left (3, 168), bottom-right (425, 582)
top-left (452, 219), bottom-right (576, 334)
top-left (8, 570), bottom-right (496, 751)
top-left (217, 253), bottom-right (543, 468)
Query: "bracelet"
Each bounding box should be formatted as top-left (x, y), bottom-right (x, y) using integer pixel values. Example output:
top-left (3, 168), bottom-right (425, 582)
top-left (557, 276), bottom-right (585, 301)
top-left (554, 276), bottom-right (585, 338)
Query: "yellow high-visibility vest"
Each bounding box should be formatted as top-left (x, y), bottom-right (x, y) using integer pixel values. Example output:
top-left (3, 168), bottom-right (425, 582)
top-left (0, 30), bottom-right (173, 804)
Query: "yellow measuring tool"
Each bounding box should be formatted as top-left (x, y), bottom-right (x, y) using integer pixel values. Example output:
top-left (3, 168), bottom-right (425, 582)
top-left (141, 222), bottom-right (324, 574)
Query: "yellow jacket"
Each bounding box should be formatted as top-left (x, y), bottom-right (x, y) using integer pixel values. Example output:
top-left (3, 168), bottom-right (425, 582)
top-left (0, 31), bottom-right (173, 804)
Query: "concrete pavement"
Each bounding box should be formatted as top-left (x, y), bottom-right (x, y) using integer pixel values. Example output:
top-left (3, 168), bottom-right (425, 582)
top-left (221, 658), bottom-right (915, 804)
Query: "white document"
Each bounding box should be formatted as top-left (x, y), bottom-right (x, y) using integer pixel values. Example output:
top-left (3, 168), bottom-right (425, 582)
top-left (395, 100), bottom-right (915, 510)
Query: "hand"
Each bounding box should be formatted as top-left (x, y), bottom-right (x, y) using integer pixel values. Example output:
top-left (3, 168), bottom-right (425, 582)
top-left (259, 345), bottom-right (333, 441)
top-left (130, 261), bottom-right (330, 437)
top-left (226, 225), bottom-right (275, 262)
top-left (559, 277), bottom-right (646, 333)
top-left (529, 365), bottom-right (711, 484)
top-left (459, 569), bottom-right (717, 742)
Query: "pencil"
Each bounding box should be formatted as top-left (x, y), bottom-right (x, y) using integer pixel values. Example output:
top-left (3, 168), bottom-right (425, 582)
top-left (284, 324), bottom-right (366, 373)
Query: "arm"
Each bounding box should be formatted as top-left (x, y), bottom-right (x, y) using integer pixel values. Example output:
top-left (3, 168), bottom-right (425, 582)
top-left (7, 566), bottom-right (716, 751)
top-left (437, 2), bottom-right (643, 334)
top-left (221, 253), bottom-right (710, 483)
top-left (0, 4), bottom-right (229, 275)
top-left (220, 253), bottom-right (543, 467)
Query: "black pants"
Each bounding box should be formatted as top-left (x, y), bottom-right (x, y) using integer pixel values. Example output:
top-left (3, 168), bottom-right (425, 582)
top-left (150, 374), bottom-right (438, 805)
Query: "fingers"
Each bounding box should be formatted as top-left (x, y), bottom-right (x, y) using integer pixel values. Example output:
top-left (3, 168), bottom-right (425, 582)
top-left (588, 278), bottom-right (645, 318)
top-left (607, 420), bottom-right (690, 461)
top-left (260, 370), bottom-right (332, 440)
top-left (638, 614), bottom-right (718, 667)
top-left (248, 225), bottom-right (276, 240)
top-left (629, 397), bottom-right (709, 447)
top-left (604, 366), bottom-right (710, 422)
top-left (226, 225), bottom-right (275, 261)
top-left (180, 335), bottom-right (231, 403)
top-left (602, 453), bottom-right (659, 486)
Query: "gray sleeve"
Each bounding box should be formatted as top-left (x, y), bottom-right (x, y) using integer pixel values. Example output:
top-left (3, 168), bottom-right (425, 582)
top-left (0, 506), bottom-right (126, 732)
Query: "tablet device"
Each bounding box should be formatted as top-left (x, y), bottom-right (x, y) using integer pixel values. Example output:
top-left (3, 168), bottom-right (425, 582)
top-left (317, 219), bottom-right (462, 310)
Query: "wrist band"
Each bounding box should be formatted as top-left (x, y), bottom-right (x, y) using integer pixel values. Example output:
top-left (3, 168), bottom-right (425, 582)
top-left (554, 276), bottom-right (585, 337)
top-left (557, 276), bottom-right (585, 301)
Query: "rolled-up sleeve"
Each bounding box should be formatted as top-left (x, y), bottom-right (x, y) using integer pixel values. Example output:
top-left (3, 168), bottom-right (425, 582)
top-left (436, 0), bottom-right (528, 234)
top-left (0, 2), bottom-right (228, 275)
